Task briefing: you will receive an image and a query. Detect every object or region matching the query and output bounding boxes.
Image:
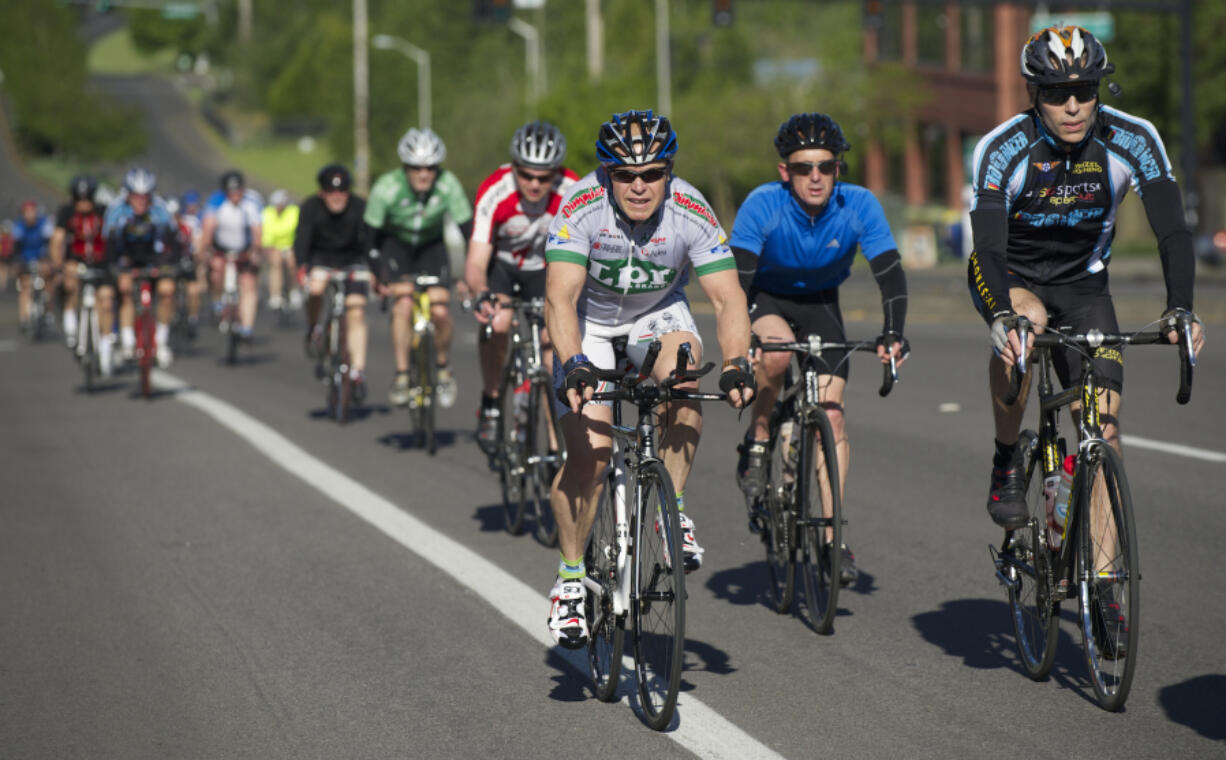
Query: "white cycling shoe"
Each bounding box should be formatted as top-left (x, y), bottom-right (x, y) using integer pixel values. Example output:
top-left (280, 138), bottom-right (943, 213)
top-left (547, 578), bottom-right (588, 650)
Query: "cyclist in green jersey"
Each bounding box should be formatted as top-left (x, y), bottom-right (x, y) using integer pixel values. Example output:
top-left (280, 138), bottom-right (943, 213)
top-left (365, 128), bottom-right (474, 409)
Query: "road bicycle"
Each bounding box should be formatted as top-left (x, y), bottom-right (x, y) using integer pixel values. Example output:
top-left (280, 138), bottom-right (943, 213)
top-left (130, 265), bottom-right (163, 399)
top-left (315, 266), bottom-right (370, 424)
top-left (20, 260), bottom-right (51, 341)
top-left (991, 313), bottom-right (1195, 711)
top-left (583, 340), bottom-right (728, 731)
top-left (73, 263), bottom-right (109, 391)
top-left (748, 335), bottom-right (898, 634)
top-left (168, 259), bottom-right (195, 355)
top-left (488, 289), bottom-right (565, 546)
top-left (404, 274), bottom-right (441, 454)
top-left (217, 250), bottom-right (243, 365)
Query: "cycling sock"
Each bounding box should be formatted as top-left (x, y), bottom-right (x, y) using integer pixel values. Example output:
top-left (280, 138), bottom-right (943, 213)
top-left (121, 326), bottom-right (135, 348)
top-left (993, 438), bottom-right (1018, 468)
top-left (63, 311), bottom-right (77, 335)
top-left (676, 491), bottom-right (685, 513)
top-left (557, 554), bottom-right (585, 581)
top-left (156, 323), bottom-right (169, 346)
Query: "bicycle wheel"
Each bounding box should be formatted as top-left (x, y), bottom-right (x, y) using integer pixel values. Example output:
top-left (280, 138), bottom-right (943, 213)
top-left (137, 311), bottom-right (155, 399)
top-left (799, 412), bottom-right (841, 635)
top-left (417, 329), bottom-right (437, 455)
top-left (1003, 430), bottom-right (1059, 679)
top-left (762, 413), bottom-right (796, 613)
top-left (528, 379), bottom-right (561, 547)
top-left (224, 303), bottom-right (239, 365)
top-left (631, 461), bottom-right (685, 731)
top-left (1075, 443), bottom-right (1138, 711)
top-left (82, 307), bottom-right (98, 391)
top-left (586, 470), bottom-right (624, 702)
top-left (497, 369), bottom-right (527, 535)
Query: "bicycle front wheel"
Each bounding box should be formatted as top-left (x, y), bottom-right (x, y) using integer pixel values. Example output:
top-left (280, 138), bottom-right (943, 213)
top-left (799, 413), bottom-right (841, 635)
top-left (82, 306), bottom-right (98, 391)
top-left (763, 415), bottom-right (796, 613)
top-left (418, 329), bottom-right (437, 455)
top-left (137, 312), bottom-right (155, 399)
top-left (631, 461), bottom-right (685, 731)
top-left (496, 368), bottom-right (527, 534)
top-left (1075, 443), bottom-right (1139, 711)
top-left (528, 379), bottom-right (561, 547)
top-left (586, 470), bottom-right (624, 702)
top-left (1005, 430), bottom-right (1058, 679)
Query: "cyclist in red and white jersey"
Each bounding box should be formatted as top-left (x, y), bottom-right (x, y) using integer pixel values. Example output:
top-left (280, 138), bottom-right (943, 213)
top-left (465, 121), bottom-right (579, 453)
top-left (50, 175), bottom-right (108, 349)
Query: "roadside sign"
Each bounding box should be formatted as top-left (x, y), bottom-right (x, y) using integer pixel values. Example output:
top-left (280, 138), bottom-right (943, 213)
top-left (1030, 12), bottom-right (1114, 42)
top-left (162, 2), bottom-right (200, 20)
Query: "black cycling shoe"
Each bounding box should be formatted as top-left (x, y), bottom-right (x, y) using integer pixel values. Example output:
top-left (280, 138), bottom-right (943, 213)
top-left (1093, 584), bottom-right (1129, 660)
top-left (736, 438), bottom-right (769, 498)
top-left (986, 456), bottom-right (1029, 529)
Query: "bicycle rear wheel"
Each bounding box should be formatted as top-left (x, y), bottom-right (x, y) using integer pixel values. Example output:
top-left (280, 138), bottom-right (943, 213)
top-left (799, 412), bottom-right (841, 635)
top-left (81, 306), bottom-right (98, 391)
top-left (1075, 443), bottom-right (1138, 711)
top-left (586, 470), bottom-right (624, 702)
top-left (497, 370), bottom-right (527, 535)
top-left (762, 413), bottom-right (796, 613)
top-left (631, 461), bottom-right (685, 731)
top-left (1003, 430), bottom-right (1059, 679)
top-left (417, 329), bottom-right (437, 455)
top-left (528, 379), bottom-right (561, 547)
top-left (137, 311), bottom-right (155, 399)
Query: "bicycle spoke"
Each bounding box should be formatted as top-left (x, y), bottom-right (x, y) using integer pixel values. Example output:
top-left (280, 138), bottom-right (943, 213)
top-left (762, 414), bottom-right (796, 613)
top-left (586, 472), bottom-right (623, 702)
top-left (529, 381), bottom-right (560, 547)
top-left (799, 415), bottom-right (840, 635)
top-left (1004, 431), bottom-right (1059, 679)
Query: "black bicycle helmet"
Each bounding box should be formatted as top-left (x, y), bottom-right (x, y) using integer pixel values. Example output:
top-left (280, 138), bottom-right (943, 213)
top-left (596, 110), bottom-right (677, 166)
top-left (1021, 25), bottom-right (1114, 86)
top-left (69, 174), bottom-right (98, 202)
top-left (510, 121), bottom-right (567, 169)
top-left (774, 113), bottom-right (851, 159)
top-left (317, 164), bottom-right (352, 191)
top-left (220, 169), bottom-right (245, 191)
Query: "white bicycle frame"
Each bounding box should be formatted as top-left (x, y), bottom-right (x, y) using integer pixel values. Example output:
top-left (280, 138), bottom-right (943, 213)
top-left (76, 264), bottom-right (102, 360)
top-left (221, 251), bottom-right (239, 329)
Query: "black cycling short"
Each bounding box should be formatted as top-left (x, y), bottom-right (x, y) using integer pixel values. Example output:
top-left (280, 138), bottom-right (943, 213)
top-left (749, 287), bottom-right (848, 380)
top-left (488, 259), bottom-right (545, 300)
top-left (969, 269), bottom-right (1123, 393)
top-left (380, 235), bottom-right (449, 285)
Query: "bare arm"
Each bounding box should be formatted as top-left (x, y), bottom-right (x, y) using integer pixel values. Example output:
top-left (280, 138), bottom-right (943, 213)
top-left (49, 228), bottom-right (66, 269)
top-left (698, 267), bottom-right (754, 407)
top-left (465, 239), bottom-right (496, 322)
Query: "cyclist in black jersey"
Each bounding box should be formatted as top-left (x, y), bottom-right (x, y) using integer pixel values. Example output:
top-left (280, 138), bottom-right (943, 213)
top-left (968, 26), bottom-right (1205, 533)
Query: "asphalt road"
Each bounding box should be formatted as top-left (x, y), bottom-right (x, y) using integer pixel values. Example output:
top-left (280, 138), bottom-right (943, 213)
top-left (0, 298), bottom-right (1223, 759)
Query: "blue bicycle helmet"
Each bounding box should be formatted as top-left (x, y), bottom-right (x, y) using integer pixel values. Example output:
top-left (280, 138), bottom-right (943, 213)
top-left (596, 110), bottom-right (678, 166)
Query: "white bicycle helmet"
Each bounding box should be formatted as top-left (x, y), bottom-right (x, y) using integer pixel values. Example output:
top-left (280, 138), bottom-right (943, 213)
top-left (397, 128), bottom-right (447, 167)
top-left (123, 167), bottom-right (157, 194)
top-left (510, 121), bottom-right (567, 169)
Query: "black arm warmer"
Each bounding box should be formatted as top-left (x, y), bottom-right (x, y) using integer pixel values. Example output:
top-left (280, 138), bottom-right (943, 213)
top-left (368, 225), bottom-right (387, 255)
top-left (968, 207), bottom-right (1013, 320)
top-left (732, 246), bottom-right (759, 294)
top-left (1140, 180), bottom-right (1195, 311)
top-left (457, 219), bottom-right (474, 243)
top-left (868, 249), bottom-right (907, 335)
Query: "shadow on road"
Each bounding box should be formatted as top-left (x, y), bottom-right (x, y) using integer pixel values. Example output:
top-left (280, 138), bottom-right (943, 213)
top-left (375, 429), bottom-right (460, 451)
top-left (216, 351), bottom-right (279, 368)
top-left (705, 561), bottom-right (864, 629)
top-left (472, 503), bottom-right (507, 533)
top-left (544, 648), bottom-right (589, 703)
top-left (681, 635), bottom-right (736, 691)
top-left (1158, 674), bottom-right (1226, 741)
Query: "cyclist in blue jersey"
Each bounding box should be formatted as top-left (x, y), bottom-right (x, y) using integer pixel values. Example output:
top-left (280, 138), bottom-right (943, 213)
top-left (201, 170), bottom-right (263, 340)
top-left (731, 113), bottom-right (909, 585)
top-left (11, 200), bottom-right (54, 334)
top-left (103, 168), bottom-right (182, 370)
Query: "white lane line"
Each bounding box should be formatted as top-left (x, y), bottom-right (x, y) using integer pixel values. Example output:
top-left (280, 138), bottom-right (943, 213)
top-left (1120, 434), bottom-right (1226, 464)
top-left (153, 370), bottom-right (781, 759)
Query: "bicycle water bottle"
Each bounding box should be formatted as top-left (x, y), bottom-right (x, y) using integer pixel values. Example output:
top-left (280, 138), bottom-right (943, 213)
top-left (1053, 455), bottom-right (1074, 534)
top-left (779, 420), bottom-right (798, 484)
top-left (1044, 469), bottom-right (1061, 549)
top-left (513, 378), bottom-right (530, 442)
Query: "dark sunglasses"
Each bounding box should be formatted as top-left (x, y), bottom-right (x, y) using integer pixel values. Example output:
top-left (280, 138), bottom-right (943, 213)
top-left (514, 167), bottom-right (557, 184)
top-left (1037, 84), bottom-right (1099, 106)
top-left (786, 159), bottom-right (844, 177)
top-left (607, 166), bottom-right (670, 184)
top-left (407, 165), bottom-right (440, 172)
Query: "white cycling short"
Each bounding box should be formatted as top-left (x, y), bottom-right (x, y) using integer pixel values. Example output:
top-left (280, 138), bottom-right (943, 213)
top-left (552, 291), bottom-right (701, 416)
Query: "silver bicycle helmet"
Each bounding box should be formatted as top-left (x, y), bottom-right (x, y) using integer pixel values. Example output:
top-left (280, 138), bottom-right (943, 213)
top-left (596, 110), bottom-right (677, 166)
top-left (510, 121), bottom-right (567, 169)
top-left (397, 128), bottom-right (447, 166)
top-left (123, 167), bottom-right (157, 194)
top-left (1021, 25), bottom-right (1114, 86)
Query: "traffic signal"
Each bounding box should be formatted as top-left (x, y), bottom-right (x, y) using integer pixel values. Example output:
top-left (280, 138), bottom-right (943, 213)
top-left (712, 0), bottom-right (733, 27)
top-left (473, 0), bottom-right (511, 24)
top-left (863, 0), bottom-right (884, 30)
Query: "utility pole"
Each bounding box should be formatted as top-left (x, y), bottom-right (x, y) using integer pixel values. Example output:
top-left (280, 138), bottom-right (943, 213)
top-left (1179, 0), bottom-right (1197, 227)
top-left (237, 0), bottom-right (251, 44)
top-left (353, 0), bottom-right (370, 194)
top-left (586, 0), bottom-right (603, 83)
top-left (655, 0), bottom-right (671, 115)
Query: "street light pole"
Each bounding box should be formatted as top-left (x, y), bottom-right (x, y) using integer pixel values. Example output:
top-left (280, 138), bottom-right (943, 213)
top-left (353, 0), bottom-right (370, 194)
top-left (371, 34), bottom-right (432, 130)
top-left (586, 0), bottom-right (603, 83)
top-left (655, 0), bottom-right (671, 115)
top-left (508, 17), bottom-right (543, 120)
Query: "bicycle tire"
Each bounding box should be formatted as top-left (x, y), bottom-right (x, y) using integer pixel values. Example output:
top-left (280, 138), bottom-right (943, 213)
top-left (631, 461), bottom-right (685, 731)
top-left (1005, 430), bottom-right (1059, 679)
top-left (586, 470), bottom-right (624, 702)
top-left (762, 410), bottom-right (796, 614)
top-left (137, 311), bottom-right (155, 399)
top-left (497, 368), bottom-right (527, 535)
top-left (528, 379), bottom-right (561, 547)
top-left (418, 328), bottom-right (437, 455)
top-left (336, 317), bottom-right (351, 424)
top-left (799, 411), bottom-right (841, 635)
top-left (1075, 443), bottom-right (1138, 711)
top-left (82, 307), bottom-right (98, 391)
top-left (223, 302), bottom-right (240, 365)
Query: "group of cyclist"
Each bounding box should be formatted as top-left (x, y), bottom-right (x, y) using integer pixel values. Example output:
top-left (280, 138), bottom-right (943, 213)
top-left (8, 26), bottom-right (1207, 665)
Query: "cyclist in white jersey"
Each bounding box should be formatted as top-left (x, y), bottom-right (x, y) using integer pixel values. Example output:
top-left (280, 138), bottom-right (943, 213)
top-left (201, 170), bottom-right (262, 340)
top-left (543, 110), bottom-right (755, 649)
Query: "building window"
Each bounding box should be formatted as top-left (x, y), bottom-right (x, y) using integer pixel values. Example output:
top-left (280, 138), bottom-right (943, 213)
top-left (960, 4), bottom-right (994, 73)
top-left (916, 4), bottom-right (947, 67)
top-left (876, 1), bottom-right (903, 62)
top-left (923, 122), bottom-right (949, 205)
